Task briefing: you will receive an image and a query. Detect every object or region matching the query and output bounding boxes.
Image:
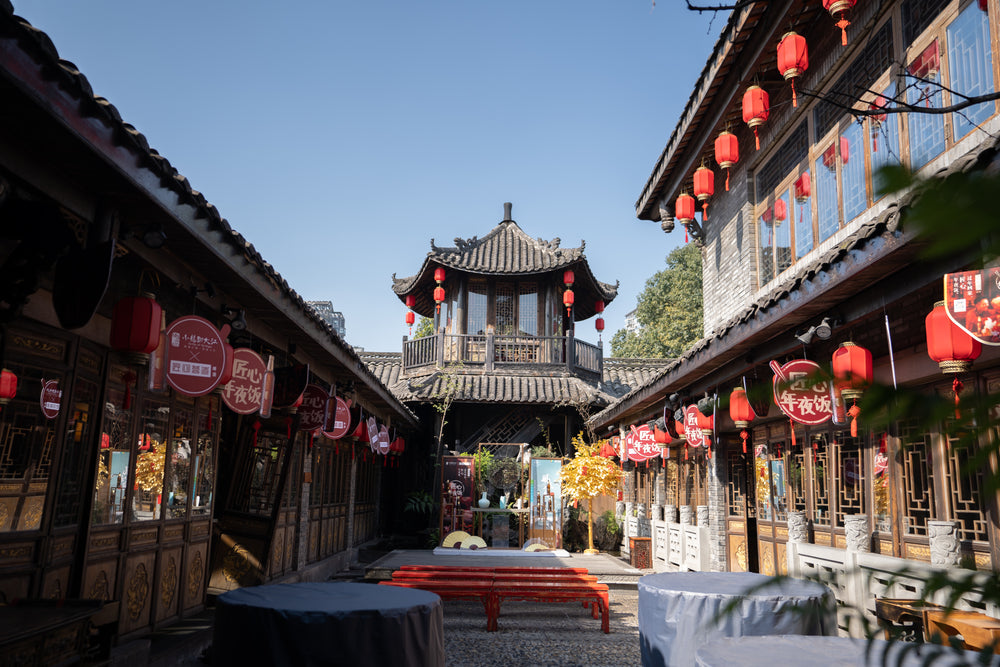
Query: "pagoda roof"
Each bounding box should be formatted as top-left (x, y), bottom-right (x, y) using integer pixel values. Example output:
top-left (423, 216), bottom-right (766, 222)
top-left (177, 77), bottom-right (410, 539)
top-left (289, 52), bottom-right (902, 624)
top-left (392, 211), bottom-right (618, 319)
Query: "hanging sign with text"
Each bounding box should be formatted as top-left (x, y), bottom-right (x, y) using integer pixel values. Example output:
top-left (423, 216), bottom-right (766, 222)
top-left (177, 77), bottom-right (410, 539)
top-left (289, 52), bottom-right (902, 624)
top-left (222, 348), bottom-right (266, 415)
top-left (624, 424), bottom-right (660, 462)
top-left (944, 268), bottom-right (1000, 345)
top-left (683, 405), bottom-right (706, 448)
top-left (771, 358), bottom-right (832, 425)
top-left (165, 316), bottom-right (227, 397)
top-left (40, 379), bottom-right (61, 419)
top-left (321, 397), bottom-right (352, 440)
top-left (297, 384), bottom-right (329, 432)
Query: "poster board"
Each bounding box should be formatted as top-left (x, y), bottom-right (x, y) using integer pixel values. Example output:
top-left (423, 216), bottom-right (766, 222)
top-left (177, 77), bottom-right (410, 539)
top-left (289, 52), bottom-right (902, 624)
top-left (440, 456), bottom-right (475, 543)
top-left (529, 457), bottom-right (562, 548)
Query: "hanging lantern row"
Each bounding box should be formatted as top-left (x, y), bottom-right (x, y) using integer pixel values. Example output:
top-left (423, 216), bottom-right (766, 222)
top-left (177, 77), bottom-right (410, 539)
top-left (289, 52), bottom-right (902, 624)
top-left (823, 0), bottom-right (857, 46)
top-left (675, 191), bottom-right (696, 243)
top-left (563, 269), bottom-right (575, 317)
top-left (405, 294), bottom-right (416, 333)
top-left (432, 267), bottom-right (446, 315)
top-left (714, 130), bottom-right (739, 192)
top-left (594, 300), bottom-right (605, 334)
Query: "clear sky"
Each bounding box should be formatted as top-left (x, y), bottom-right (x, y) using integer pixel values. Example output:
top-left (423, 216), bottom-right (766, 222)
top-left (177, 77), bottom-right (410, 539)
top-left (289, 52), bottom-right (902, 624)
top-left (13, 0), bottom-right (721, 352)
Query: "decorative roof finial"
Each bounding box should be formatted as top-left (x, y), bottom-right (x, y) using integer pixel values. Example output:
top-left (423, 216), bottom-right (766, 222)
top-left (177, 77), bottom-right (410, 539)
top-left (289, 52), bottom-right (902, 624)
top-left (503, 202), bottom-right (513, 222)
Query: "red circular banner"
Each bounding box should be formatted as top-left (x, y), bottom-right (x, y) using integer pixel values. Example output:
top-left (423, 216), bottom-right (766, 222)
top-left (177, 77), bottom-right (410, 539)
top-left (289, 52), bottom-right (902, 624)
top-left (377, 425), bottom-right (390, 455)
top-left (298, 384), bottom-right (328, 432)
top-left (684, 405), bottom-right (706, 448)
top-left (771, 358), bottom-right (832, 425)
top-left (321, 397), bottom-right (352, 440)
top-left (222, 348), bottom-right (266, 415)
top-left (165, 315), bottom-right (227, 397)
top-left (40, 379), bottom-right (61, 419)
top-left (624, 425), bottom-right (660, 462)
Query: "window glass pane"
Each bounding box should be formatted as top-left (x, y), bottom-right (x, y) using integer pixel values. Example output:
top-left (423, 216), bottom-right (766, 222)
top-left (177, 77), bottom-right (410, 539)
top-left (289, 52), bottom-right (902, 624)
top-left (816, 143), bottom-right (840, 242)
top-left (793, 172), bottom-right (813, 259)
top-left (54, 377), bottom-right (98, 527)
top-left (870, 84), bottom-right (902, 198)
top-left (496, 282), bottom-right (515, 335)
top-left (165, 406), bottom-right (193, 519)
top-left (906, 41), bottom-right (946, 170)
top-left (518, 283), bottom-right (537, 336)
top-left (759, 207), bottom-right (775, 285)
top-left (841, 123), bottom-right (867, 222)
top-left (192, 396), bottom-right (218, 515)
top-left (467, 279), bottom-right (487, 335)
top-left (947, 1), bottom-right (995, 140)
top-left (133, 400), bottom-right (169, 522)
top-left (774, 191), bottom-right (792, 275)
top-left (93, 387), bottom-right (132, 525)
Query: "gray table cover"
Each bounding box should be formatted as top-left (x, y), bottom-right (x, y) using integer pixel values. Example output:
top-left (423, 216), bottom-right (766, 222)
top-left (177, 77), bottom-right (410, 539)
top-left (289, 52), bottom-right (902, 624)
top-left (214, 582), bottom-right (444, 667)
top-left (695, 635), bottom-right (1000, 666)
top-left (638, 572), bottom-right (836, 667)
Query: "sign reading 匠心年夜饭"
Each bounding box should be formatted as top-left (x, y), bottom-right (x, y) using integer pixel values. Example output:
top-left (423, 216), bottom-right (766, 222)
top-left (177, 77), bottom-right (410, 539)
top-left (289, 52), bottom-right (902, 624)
top-left (297, 384), bottom-right (329, 432)
top-left (165, 315), bottom-right (227, 397)
top-left (944, 268), bottom-right (1000, 345)
top-left (683, 405), bottom-right (706, 448)
top-left (771, 358), bottom-right (833, 425)
top-left (222, 348), bottom-right (266, 415)
top-left (624, 424), bottom-right (660, 462)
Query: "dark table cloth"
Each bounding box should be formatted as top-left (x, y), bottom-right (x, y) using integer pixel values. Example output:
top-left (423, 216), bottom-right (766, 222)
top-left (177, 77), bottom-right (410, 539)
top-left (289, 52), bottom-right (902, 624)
top-left (214, 582), bottom-right (444, 667)
top-left (694, 635), bottom-right (1000, 666)
top-left (638, 572), bottom-right (836, 667)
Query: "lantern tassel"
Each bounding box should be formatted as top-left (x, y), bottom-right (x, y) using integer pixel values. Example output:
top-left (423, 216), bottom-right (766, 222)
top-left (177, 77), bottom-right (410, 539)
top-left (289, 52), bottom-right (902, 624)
top-left (702, 201), bottom-right (708, 221)
top-left (754, 127), bottom-right (760, 151)
top-left (685, 442), bottom-right (689, 461)
top-left (953, 377), bottom-right (963, 420)
top-left (848, 401), bottom-right (861, 438)
top-left (740, 429), bottom-right (748, 454)
top-left (836, 17), bottom-right (849, 45)
top-left (791, 78), bottom-right (797, 108)
top-left (790, 420), bottom-right (796, 449)
top-left (725, 169), bottom-right (730, 192)
top-left (685, 226), bottom-right (689, 243)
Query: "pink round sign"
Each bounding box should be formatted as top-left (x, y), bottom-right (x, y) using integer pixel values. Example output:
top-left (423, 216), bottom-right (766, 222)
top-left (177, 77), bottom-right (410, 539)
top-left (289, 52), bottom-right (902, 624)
top-left (40, 379), bottom-right (61, 419)
top-left (222, 348), bottom-right (266, 415)
top-left (377, 425), bottom-right (391, 455)
top-left (165, 315), bottom-right (227, 397)
top-left (624, 425), bottom-right (660, 462)
top-left (321, 398), bottom-right (352, 440)
top-left (771, 359), bottom-right (832, 425)
top-left (298, 384), bottom-right (328, 432)
top-left (683, 405), bottom-right (706, 448)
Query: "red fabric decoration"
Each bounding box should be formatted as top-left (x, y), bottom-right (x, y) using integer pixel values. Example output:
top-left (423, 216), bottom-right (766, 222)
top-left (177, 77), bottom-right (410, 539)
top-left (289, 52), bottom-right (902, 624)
top-left (823, 0), bottom-right (857, 45)
top-left (433, 286), bottom-right (445, 314)
top-left (594, 300), bottom-right (605, 314)
top-left (729, 387), bottom-right (754, 454)
top-left (693, 165), bottom-right (714, 220)
top-left (563, 269), bottom-right (575, 287)
top-left (563, 288), bottom-right (575, 317)
top-left (847, 401), bottom-right (861, 438)
top-left (675, 192), bottom-right (696, 230)
top-left (742, 85), bottom-right (770, 150)
top-left (405, 294), bottom-right (416, 308)
top-left (252, 420), bottom-right (261, 447)
top-left (0, 369), bottom-right (16, 406)
top-left (926, 301), bottom-right (981, 373)
top-left (434, 267), bottom-right (446, 284)
top-left (595, 317), bottom-right (605, 332)
top-left (405, 311), bottom-right (415, 326)
top-left (869, 96), bottom-right (887, 151)
top-left (714, 130), bottom-right (739, 191)
top-left (834, 342), bottom-right (872, 437)
top-left (777, 32), bottom-right (809, 107)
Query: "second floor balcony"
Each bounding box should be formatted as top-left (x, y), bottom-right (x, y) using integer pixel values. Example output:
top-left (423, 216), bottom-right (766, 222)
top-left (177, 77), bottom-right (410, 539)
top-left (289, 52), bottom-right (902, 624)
top-left (402, 330), bottom-right (603, 377)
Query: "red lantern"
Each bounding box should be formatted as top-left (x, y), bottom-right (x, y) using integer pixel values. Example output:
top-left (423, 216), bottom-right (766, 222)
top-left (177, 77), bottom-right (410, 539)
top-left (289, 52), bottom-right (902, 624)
top-left (794, 173), bottom-right (811, 202)
top-left (405, 311), bottom-right (415, 326)
top-left (773, 198), bottom-right (787, 223)
top-left (563, 288), bottom-right (575, 317)
top-left (434, 267), bottom-right (446, 284)
top-left (693, 165), bottom-right (715, 220)
top-left (832, 341), bottom-right (873, 437)
top-left (927, 301), bottom-right (981, 418)
top-left (433, 286), bottom-right (445, 314)
top-left (742, 85), bottom-right (770, 150)
top-left (823, 0), bottom-right (857, 45)
top-left (777, 32), bottom-right (809, 108)
top-left (675, 192), bottom-right (696, 243)
top-left (563, 269), bottom-right (575, 287)
top-left (729, 387), bottom-right (755, 454)
top-left (405, 294), bottom-right (416, 309)
top-left (840, 136), bottom-right (850, 165)
top-left (0, 369), bottom-right (16, 405)
top-left (714, 130), bottom-right (739, 192)
top-left (869, 96), bottom-right (887, 152)
top-left (110, 296), bottom-right (162, 359)
top-left (595, 317), bottom-right (605, 333)
top-left (594, 300), bottom-right (605, 314)
top-left (599, 441), bottom-right (616, 458)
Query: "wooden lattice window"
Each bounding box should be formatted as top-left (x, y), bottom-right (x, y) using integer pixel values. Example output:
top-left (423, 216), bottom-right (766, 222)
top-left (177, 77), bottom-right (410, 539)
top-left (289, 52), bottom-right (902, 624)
top-left (813, 440), bottom-right (831, 527)
top-left (902, 0), bottom-right (951, 44)
top-left (726, 449), bottom-right (747, 517)
top-left (789, 449), bottom-right (807, 513)
top-left (943, 428), bottom-right (988, 542)
top-left (755, 123), bottom-right (808, 202)
top-left (664, 458), bottom-right (679, 506)
top-left (833, 430), bottom-right (866, 527)
top-left (899, 418), bottom-right (934, 537)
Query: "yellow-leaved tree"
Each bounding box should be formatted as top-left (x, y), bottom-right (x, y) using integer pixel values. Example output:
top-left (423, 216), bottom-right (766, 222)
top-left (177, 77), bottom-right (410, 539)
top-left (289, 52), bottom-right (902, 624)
top-left (559, 432), bottom-right (622, 554)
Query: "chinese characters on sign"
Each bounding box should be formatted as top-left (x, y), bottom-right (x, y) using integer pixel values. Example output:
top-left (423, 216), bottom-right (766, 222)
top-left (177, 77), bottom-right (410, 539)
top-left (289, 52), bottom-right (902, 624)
top-left (321, 397), bottom-right (352, 440)
top-left (297, 384), bottom-right (328, 432)
top-left (624, 424), bottom-right (661, 462)
top-left (164, 316), bottom-right (227, 397)
top-left (770, 359), bottom-right (833, 425)
top-left (944, 268), bottom-right (1000, 344)
top-left (222, 348), bottom-right (266, 415)
top-left (683, 405), bottom-right (706, 448)
top-left (40, 379), bottom-right (61, 419)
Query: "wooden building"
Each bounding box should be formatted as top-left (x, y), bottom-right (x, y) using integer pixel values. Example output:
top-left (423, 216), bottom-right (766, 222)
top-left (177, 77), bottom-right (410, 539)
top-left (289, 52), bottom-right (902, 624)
top-left (0, 5), bottom-right (416, 655)
top-left (592, 0), bottom-right (1000, 578)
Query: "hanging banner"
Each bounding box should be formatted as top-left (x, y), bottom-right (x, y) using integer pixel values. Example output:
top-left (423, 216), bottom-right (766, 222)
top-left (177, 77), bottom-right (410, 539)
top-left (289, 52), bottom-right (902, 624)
top-left (222, 348), bottom-right (266, 415)
top-left (624, 424), bottom-right (660, 462)
top-left (366, 416), bottom-right (379, 452)
top-left (40, 379), bottom-right (61, 419)
top-left (683, 405), bottom-right (706, 448)
top-left (377, 425), bottom-right (391, 455)
top-left (771, 358), bottom-right (833, 425)
top-left (165, 315), bottom-right (227, 397)
top-left (321, 397), bottom-right (352, 440)
top-left (944, 268), bottom-right (1000, 345)
top-left (297, 384), bottom-right (328, 432)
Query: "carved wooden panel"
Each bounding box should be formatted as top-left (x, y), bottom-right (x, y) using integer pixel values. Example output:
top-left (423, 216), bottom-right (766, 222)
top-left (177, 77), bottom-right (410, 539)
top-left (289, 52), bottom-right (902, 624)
top-left (814, 532), bottom-right (832, 546)
top-left (162, 523), bottom-right (185, 544)
top-left (728, 535), bottom-right (749, 572)
top-left (775, 526), bottom-right (788, 539)
top-left (189, 519), bottom-right (211, 540)
top-left (284, 525), bottom-right (296, 571)
top-left (270, 527), bottom-right (285, 578)
top-left (155, 548), bottom-right (182, 624)
top-left (904, 542), bottom-right (931, 562)
top-left (183, 542), bottom-right (207, 611)
top-left (0, 540), bottom-right (35, 565)
top-left (47, 534), bottom-right (75, 565)
top-left (834, 534), bottom-right (847, 548)
top-left (877, 540), bottom-right (893, 555)
top-left (777, 542), bottom-right (787, 575)
top-left (83, 559), bottom-right (118, 602)
top-left (758, 540), bottom-right (775, 576)
top-left (128, 527), bottom-right (158, 549)
top-left (728, 520), bottom-right (745, 533)
top-left (41, 565), bottom-right (70, 600)
top-left (119, 552), bottom-right (156, 635)
top-left (88, 531), bottom-right (121, 555)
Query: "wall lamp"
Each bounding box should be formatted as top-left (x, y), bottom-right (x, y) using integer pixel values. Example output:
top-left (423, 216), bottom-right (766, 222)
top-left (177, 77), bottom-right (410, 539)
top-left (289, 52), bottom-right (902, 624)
top-left (122, 223), bottom-right (167, 249)
top-left (221, 305), bottom-right (247, 331)
top-left (795, 317), bottom-right (838, 345)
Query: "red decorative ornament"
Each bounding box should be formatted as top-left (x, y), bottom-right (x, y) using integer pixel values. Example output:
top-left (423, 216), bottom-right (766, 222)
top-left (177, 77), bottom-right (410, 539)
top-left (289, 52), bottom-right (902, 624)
top-left (405, 311), bottom-right (415, 327)
top-left (434, 267), bottom-right (446, 284)
top-left (563, 269), bottom-right (575, 287)
top-left (777, 32), bottom-right (809, 108)
top-left (729, 387), bottom-right (755, 454)
top-left (926, 300), bottom-right (981, 417)
top-left (594, 300), bottom-right (605, 314)
top-left (405, 294), bottom-right (416, 309)
top-left (675, 191), bottom-right (696, 243)
top-left (563, 288), bottom-right (575, 317)
top-left (0, 369), bottom-right (16, 406)
top-left (794, 173), bottom-right (811, 202)
top-left (742, 85), bottom-right (770, 150)
top-left (773, 198), bottom-right (787, 224)
top-left (110, 295), bottom-right (162, 359)
top-left (714, 130), bottom-right (739, 192)
top-left (823, 0), bottom-right (857, 45)
top-left (869, 96), bottom-right (887, 152)
top-left (832, 342), bottom-right (873, 438)
top-left (693, 165), bottom-right (715, 220)
top-left (840, 136), bottom-right (850, 165)
top-left (595, 317), bottom-right (605, 332)
top-left (433, 286), bottom-right (445, 314)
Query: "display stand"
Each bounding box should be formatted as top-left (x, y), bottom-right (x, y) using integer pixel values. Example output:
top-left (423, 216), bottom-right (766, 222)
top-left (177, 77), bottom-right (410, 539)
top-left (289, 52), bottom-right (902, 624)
top-left (472, 507), bottom-right (528, 547)
top-left (529, 457), bottom-right (563, 548)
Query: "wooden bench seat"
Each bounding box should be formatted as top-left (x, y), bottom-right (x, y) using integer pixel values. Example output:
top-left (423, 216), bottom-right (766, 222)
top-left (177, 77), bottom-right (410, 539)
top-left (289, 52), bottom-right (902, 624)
top-left (924, 608), bottom-right (1000, 654)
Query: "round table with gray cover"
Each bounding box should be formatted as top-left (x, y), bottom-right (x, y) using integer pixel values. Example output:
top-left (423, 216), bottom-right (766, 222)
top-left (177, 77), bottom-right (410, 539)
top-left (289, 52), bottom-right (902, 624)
top-left (638, 571), bottom-right (836, 667)
top-left (214, 581), bottom-right (444, 667)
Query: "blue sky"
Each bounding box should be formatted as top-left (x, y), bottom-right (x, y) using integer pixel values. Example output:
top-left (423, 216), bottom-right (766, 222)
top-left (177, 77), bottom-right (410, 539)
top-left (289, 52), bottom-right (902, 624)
top-left (14, 1), bottom-right (719, 351)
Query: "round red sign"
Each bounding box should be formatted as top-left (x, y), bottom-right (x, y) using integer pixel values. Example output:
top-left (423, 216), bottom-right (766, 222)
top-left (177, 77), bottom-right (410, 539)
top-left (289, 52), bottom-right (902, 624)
top-left (684, 405), bottom-right (706, 448)
top-left (40, 379), bottom-right (61, 419)
top-left (377, 425), bottom-right (391, 455)
top-left (165, 315), bottom-right (227, 397)
top-left (321, 397), bottom-right (352, 440)
top-left (298, 384), bottom-right (328, 432)
top-left (222, 348), bottom-right (266, 415)
top-left (771, 359), bottom-right (833, 425)
top-left (624, 425), bottom-right (660, 462)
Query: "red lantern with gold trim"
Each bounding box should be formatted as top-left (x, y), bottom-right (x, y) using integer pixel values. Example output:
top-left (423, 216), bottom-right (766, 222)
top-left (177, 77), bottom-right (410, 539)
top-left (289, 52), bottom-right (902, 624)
top-left (433, 286), bottom-right (445, 314)
top-left (823, 0), bottom-right (857, 45)
top-left (869, 96), bottom-right (887, 152)
top-left (563, 269), bottom-right (575, 287)
top-left (563, 288), bottom-right (575, 317)
top-left (773, 198), bottom-right (787, 224)
top-left (110, 295), bottom-right (162, 361)
top-left (794, 173), bottom-right (811, 202)
top-left (434, 267), bottom-right (446, 284)
top-left (714, 130), bottom-right (739, 192)
top-left (0, 369), bottom-right (17, 406)
top-left (405, 311), bottom-right (415, 327)
top-left (927, 300), bottom-right (982, 418)
top-left (595, 317), bottom-right (605, 333)
top-left (594, 300), bottom-right (605, 314)
top-left (405, 294), bottom-right (416, 309)
top-left (832, 341), bottom-right (873, 437)
top-left (777, 32), bottom-right (809, 108)
top-left (729, 387), bottom-right (755, 454)
top-left (676, 191), bottom-right (696, 243)
top-left (693, 165), bottom-right (715, 220)
top-left (742, 85), bottom-right (770, 150)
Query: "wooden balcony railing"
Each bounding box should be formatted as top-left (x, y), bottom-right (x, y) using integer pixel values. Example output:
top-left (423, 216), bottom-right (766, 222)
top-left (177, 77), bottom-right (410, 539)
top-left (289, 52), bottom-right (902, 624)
top-left (402, 330), bottom-right (603, 375)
